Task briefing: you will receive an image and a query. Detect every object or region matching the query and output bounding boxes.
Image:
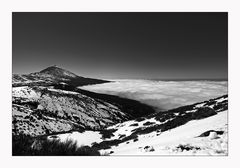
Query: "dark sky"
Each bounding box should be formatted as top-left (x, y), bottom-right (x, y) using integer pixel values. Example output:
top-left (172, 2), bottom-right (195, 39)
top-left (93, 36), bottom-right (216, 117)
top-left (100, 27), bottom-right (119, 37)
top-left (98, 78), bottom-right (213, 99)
top-left (12, 12), bottom-right (228, 80)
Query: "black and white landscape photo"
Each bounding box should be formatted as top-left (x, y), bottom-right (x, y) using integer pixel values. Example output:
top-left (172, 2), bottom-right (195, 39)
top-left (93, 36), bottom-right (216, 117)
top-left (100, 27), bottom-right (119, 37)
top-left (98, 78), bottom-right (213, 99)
top-left (12, 12), bottom-right (228, 156)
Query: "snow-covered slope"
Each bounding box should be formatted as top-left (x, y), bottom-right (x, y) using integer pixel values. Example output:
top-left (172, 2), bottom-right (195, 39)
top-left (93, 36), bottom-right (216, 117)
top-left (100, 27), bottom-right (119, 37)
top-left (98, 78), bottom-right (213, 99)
top-left (12, 86), bottom-right (129, 136)
top-left (104, 110), bottom-right (227, 155)
top-left (49, 95), bottom-right (228, 155)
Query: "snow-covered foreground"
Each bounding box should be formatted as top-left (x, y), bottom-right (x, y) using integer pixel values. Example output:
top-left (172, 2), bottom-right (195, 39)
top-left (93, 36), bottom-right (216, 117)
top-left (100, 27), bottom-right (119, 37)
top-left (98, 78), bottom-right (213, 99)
top-left (80, 80), bottom-right (227, 110)
top-left (51, 95), bottom-right (228, 156)
top-left (52, 110), bottom-right (227, 156)
top-left (103, 110), bottom-right (227, 155)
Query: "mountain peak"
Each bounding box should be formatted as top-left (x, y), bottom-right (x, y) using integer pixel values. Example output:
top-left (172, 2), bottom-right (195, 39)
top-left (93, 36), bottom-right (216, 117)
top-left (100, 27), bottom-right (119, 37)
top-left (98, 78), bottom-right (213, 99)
top-left (13, 66), bottom-right (109, 87)
top-left (39, 66), bottom-right (78, 78)
top-left (51, 64), bottom-right (59, 68)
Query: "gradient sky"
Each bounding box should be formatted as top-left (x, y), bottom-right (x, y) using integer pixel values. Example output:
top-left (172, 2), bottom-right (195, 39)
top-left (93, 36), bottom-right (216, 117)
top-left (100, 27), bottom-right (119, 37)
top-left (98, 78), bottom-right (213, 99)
top-left (12, 12), bottom-right (228, 80)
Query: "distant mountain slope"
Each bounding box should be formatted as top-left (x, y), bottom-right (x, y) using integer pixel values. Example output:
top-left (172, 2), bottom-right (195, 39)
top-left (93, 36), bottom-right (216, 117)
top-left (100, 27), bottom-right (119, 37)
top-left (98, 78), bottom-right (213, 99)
top-left (13, 65), bottom-right (110, 87)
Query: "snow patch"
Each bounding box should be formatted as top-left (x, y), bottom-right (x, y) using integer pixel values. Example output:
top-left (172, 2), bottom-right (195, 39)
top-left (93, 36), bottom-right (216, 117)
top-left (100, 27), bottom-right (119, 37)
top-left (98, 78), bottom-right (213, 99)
top-left (51, 131), bottom-right (103, 147)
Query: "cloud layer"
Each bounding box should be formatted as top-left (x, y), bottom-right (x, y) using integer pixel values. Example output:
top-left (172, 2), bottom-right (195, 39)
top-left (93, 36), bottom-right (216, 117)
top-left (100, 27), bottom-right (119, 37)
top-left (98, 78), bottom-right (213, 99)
top-left (80, 80), bottom-right (228, 110)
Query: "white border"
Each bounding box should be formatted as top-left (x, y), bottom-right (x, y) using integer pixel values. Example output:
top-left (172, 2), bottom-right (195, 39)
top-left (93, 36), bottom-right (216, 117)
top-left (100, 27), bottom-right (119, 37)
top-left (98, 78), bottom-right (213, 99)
top-left (1, 0), bottom-right (240, 168)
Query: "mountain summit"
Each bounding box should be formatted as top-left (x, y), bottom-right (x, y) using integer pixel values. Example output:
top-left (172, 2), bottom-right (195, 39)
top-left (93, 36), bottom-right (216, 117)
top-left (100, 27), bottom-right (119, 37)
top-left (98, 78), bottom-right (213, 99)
top-left (13, 66), bottom-right (110, 87)
top-left (39, 65), bottom-right (78, 78)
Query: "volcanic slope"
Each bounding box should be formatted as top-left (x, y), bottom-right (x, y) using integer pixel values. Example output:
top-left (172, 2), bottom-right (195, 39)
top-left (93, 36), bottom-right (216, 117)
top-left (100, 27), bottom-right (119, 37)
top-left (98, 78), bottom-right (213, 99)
top-left (13, 65), bottom-right (109, 87)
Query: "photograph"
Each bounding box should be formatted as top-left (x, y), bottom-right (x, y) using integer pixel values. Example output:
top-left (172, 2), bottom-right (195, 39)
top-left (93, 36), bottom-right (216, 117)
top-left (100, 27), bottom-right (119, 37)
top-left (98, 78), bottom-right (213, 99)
top-left (12, 12), bottom-right (228, 156)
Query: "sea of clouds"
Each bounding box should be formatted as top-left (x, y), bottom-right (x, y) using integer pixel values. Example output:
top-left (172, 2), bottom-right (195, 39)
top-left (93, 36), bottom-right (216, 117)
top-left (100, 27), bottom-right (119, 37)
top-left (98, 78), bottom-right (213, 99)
top-left (80, 80), bottom-right (228, 110)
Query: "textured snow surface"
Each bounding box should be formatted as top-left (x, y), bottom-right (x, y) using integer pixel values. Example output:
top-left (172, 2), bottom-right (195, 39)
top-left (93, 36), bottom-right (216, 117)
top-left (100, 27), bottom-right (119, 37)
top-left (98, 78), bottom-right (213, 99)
top-left (49, 131), bottom-right (103, 147)
top-left (107, 118), bottom-right (162, 139)
top-left (102, 110), bottom-right (228, 155)
top-left (47, 109), bottom-right (228, 156)
top-left (12, 86), bottom-right (128, 136)
top-left (12, 86), bottom-right (40, 99)
top-left (80, 80), bottom-right (227, 110)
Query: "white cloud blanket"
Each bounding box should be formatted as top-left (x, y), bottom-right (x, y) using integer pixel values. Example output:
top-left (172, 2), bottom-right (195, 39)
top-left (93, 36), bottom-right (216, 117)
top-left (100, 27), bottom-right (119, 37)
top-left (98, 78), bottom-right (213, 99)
top-left (80, 80), bottom-right (228, 110)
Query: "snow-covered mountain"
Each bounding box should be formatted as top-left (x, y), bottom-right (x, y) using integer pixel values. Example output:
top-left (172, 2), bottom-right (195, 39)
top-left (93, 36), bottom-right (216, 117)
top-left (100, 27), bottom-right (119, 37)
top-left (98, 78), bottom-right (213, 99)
top-left (48, 95), bottom-right (228, 155)
top-left (12, 66), bottom-right (228, 155)
top-left (13, 65), bottom-right (110, 87)
top-left (12, 66), bottom-right (155, 136)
